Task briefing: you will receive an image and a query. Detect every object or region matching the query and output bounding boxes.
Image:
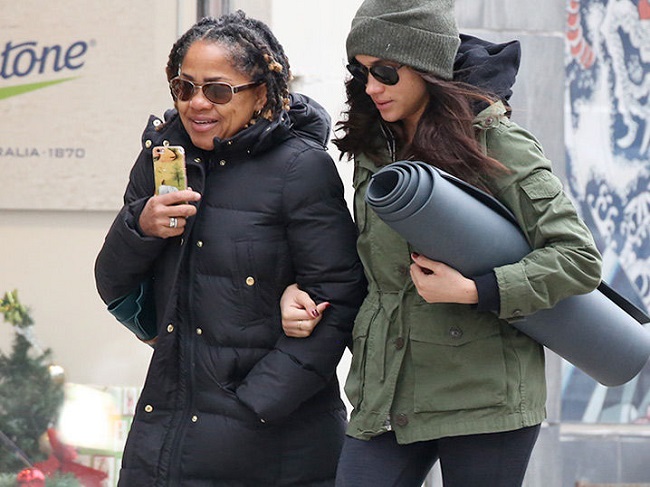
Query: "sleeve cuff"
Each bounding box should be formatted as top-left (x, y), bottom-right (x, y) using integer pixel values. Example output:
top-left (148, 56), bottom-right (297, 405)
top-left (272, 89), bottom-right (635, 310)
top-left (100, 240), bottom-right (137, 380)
top-left (107, 279), bottom-right (157, 341)
top-left (472, 271), bottom-right (500, 314)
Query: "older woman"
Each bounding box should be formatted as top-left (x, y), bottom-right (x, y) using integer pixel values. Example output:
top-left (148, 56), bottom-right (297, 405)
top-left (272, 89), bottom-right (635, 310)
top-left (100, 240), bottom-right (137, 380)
top-left (94, 11), bottom-right (365, 486)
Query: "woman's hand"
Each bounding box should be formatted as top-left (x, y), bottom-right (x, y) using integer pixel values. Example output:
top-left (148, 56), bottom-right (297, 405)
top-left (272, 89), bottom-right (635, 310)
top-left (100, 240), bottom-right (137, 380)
top-left (139, 189), bottom-right (201, 238)
top-left (281, 284), bottom-right (330, 338)
top-left (410, 253), bottom-right (478, 304)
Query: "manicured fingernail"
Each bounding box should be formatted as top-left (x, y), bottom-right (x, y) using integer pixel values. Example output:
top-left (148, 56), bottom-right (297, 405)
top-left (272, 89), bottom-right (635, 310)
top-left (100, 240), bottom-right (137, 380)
top-left (311, 309), bottom-right (320, 318)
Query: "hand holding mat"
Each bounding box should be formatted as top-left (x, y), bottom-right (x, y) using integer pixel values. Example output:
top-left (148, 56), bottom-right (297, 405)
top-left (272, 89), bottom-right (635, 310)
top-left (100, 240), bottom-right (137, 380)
top-left (365, 160), bottom-right (650, 387)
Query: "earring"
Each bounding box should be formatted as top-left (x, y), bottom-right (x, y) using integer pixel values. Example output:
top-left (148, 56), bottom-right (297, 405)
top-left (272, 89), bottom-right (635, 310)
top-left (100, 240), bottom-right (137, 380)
top-left (246, 109), bottom-right (262, 127)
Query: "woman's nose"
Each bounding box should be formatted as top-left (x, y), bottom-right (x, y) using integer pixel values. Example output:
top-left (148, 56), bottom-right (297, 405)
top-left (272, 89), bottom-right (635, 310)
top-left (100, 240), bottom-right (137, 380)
top-left (365, 75), bottom-right (385, 96)
top-left (189, 87), bottom-right (213, 109)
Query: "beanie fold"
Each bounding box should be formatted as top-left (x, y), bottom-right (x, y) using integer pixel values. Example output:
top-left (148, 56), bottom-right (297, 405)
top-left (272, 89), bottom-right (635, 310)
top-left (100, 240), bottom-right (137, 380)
top-left (346, 0), bottom-right (461, 81)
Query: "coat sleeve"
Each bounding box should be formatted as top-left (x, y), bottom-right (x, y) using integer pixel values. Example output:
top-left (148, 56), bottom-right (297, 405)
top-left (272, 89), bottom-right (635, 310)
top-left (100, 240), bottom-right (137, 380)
top-left (486, 120), bottom-right (603, 322)
top-left (236, 147), bottom-right (366, 422)
top-left (94, 143), bottom-right (167, 305)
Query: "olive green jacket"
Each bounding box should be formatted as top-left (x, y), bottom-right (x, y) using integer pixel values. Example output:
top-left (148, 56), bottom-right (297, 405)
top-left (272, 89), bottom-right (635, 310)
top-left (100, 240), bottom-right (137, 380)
top-left (346, 101), bottom-right (602, 443)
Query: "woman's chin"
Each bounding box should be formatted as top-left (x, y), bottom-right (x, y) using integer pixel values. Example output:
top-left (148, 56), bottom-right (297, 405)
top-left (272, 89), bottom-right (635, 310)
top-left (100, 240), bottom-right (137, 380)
top-left (190, 135), bottom-right (216, 151)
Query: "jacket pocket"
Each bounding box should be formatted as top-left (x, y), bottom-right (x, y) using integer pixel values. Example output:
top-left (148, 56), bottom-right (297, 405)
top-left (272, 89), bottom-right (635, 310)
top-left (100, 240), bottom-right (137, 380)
top-left (409, 304), bottom-right (508, 412)
top-left (519, 169), bottom-right (562, 202)
top-left (232, 236), bottom-right (286, 322)
top-left (344, 299), bottom-right (377, 409)
top-left (182, 414), bottom-right (280, 483)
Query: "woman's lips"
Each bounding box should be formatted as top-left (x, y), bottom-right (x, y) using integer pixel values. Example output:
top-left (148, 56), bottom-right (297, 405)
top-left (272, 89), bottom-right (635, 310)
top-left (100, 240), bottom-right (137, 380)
top-left (190, 118), bottom-right (218, 132)
top-left (374, 100), bottom-right (392, 110)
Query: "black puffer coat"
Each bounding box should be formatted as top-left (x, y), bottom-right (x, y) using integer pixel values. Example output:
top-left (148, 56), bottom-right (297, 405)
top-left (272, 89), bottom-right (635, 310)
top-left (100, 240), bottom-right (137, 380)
top-left (95, 94), bottom-right (366, 486)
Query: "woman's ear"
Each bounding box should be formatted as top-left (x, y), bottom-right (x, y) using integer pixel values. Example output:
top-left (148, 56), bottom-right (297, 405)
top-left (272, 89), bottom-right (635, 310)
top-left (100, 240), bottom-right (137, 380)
top-left (254, 84), bottom-right (268, 112)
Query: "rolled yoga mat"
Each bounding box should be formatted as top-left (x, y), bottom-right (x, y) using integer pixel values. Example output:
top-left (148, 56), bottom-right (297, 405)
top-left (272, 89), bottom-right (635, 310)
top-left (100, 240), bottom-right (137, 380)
top-left (365, 160), bottom-right (650, 387)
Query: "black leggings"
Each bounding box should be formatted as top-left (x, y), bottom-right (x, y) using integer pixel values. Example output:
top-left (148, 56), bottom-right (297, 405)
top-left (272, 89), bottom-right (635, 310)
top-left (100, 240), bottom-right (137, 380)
top-left (335, 425), bottom-right (541, 487)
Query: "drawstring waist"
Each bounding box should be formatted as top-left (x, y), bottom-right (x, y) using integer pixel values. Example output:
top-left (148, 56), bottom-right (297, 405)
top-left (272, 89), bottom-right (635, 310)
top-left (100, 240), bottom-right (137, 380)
top-left (366, 287), bottom-right (408, 382)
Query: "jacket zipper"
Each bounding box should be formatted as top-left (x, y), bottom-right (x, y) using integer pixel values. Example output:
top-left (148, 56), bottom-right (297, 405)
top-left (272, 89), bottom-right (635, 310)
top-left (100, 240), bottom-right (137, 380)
top-left (164, 188), bottom-right (202, 486)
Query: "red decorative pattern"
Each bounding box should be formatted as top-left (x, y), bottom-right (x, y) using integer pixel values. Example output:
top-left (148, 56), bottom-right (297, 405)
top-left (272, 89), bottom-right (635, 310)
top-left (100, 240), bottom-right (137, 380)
top-left (16, 468), bottom-right (46, 487)
top-left (567, 0), bottom-right (595, 68)
top-left (32, 428), bottom-right (108, 487)
top-left (639, 0), bottom-right (650, 20)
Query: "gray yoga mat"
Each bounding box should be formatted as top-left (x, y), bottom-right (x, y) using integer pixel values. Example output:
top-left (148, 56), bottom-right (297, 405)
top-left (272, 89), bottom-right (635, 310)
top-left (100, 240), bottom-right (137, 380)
top-left (365, 160), bottom-right (650, 387)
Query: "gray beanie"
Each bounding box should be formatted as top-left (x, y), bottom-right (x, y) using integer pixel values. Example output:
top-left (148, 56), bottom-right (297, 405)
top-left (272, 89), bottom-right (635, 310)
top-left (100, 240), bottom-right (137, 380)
top-left (346, 0), bottom-right (460, 80)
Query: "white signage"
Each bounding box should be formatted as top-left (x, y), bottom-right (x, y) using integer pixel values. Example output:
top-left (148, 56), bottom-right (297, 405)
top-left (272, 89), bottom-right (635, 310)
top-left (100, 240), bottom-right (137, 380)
top-left (0, 1), bottom-right (181, 210)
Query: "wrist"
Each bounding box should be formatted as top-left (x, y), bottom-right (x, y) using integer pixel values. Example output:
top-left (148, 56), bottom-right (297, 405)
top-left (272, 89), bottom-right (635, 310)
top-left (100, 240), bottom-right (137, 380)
top-left (463, 278), bottom-right (479, 304)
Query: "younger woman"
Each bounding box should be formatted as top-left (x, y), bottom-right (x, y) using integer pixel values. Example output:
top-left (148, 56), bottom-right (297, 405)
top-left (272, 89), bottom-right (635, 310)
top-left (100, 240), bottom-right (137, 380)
top-left (281, 1), bottom-right (602, 485)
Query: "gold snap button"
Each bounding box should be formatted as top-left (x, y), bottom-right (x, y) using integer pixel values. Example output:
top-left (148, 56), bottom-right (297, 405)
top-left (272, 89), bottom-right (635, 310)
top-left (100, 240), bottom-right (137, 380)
top-left (245, 276), bottom-right (255, 286)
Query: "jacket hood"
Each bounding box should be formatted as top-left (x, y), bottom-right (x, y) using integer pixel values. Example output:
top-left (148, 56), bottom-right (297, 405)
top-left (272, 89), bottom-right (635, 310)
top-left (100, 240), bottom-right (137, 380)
top-left (454, 33), bottom-right (521, 105)
top-left (287, 92), bottom-right (332, 148)
top-left (239, 93), bottom-right (332, 154)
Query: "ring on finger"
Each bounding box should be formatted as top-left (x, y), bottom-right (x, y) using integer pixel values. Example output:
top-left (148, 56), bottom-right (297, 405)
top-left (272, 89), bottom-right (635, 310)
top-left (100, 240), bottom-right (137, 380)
top-left (298, 320), bottom-right (304, 331)
top-left (169, 217), bottom-right (178, 229)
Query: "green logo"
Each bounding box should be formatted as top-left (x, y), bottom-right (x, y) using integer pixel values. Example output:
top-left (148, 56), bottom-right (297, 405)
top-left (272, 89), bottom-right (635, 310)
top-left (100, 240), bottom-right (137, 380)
top-left (0, 77), bottom-right (77, 100)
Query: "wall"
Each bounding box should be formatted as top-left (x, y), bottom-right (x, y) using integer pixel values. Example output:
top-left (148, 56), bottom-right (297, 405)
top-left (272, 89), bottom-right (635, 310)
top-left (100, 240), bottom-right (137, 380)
top-left (0, 210), bottom-right (151, 384)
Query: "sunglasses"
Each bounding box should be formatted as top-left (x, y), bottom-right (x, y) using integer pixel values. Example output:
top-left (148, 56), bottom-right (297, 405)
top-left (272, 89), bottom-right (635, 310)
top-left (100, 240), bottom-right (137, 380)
top-left (169, 77), bottom-right (261, 105)
top-left (346, 63), bottom-right (404, 86)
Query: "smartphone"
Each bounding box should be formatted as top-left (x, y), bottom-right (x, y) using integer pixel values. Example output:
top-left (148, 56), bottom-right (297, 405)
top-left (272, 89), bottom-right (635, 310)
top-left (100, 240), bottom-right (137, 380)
top-left (152, 145), bottom-right (187, 195)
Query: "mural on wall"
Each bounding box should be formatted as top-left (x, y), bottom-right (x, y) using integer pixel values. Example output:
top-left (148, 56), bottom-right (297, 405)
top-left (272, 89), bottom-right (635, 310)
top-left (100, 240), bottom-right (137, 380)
top-left (563, 0), bottom-right (650, 423)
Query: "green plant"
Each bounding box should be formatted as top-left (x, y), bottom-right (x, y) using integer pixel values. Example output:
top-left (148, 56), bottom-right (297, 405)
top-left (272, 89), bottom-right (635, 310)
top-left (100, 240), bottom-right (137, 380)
top-left (0, 290), bottom-right (64, 473)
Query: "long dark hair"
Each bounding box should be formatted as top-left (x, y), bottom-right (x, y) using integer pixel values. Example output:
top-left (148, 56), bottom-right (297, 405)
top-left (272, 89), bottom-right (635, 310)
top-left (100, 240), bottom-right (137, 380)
top-left (334, 71), bottom-right (508, 192)
top-left (165, 11), bottom-right (291, 121)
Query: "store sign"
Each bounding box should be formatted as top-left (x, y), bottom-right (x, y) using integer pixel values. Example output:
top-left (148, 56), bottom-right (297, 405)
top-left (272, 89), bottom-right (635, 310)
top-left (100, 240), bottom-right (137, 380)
top-left (0, 39), bottom-right (88, 82)
top-left (0, 1), bottom-right (179, 210)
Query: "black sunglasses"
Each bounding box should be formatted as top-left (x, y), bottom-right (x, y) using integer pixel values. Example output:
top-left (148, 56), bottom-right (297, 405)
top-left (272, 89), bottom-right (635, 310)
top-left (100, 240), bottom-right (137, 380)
top-left (346, 63), bottom-right (404, 86)
top-left (169, 77), bottom-right (261, 105)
